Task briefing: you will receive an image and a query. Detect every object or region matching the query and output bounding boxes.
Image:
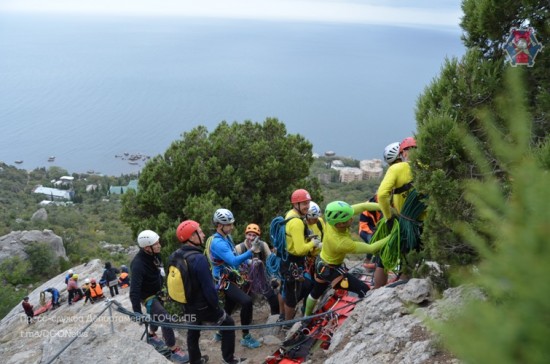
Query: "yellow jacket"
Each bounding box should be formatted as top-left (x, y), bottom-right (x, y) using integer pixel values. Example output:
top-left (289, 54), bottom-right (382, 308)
top-left (377, 162), bottom-right (413, 219)
top-left (284, 209), bottom-right (315, 256)
top-left (320, 202), bottom-right (387, 265)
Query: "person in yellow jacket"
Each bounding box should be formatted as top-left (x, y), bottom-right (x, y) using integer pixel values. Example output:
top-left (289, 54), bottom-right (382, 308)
top-left (303, 200), bottom-right (389, 316)
top-left (281, 189), bottom-right (320, 323)
top-left (376, 136), bottom-right (425, 286)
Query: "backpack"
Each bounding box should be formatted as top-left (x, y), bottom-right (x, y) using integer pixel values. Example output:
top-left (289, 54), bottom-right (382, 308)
top-left (166, 249), bottom-right (200, 304)
top-left (266, 216), bottom-right (304, 278)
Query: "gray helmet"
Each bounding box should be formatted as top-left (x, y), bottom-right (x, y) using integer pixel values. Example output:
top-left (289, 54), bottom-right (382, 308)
top-left (383, 142), bottom-right (400, 164)
top-left (213, 208), bottom-right (235, 225)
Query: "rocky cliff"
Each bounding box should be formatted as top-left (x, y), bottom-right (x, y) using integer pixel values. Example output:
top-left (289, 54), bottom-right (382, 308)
top-left (0, 260), bottom-right (468, 364)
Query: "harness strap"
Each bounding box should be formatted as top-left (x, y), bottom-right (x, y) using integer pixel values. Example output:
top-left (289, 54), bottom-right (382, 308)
top-left (393, 182), bottom-right (413, 195)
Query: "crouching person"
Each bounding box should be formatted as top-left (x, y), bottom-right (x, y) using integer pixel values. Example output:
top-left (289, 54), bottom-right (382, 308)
top-left (304, 201), bottom-right (389, 316)
top-left (175, 220), bottom-right (245, 364)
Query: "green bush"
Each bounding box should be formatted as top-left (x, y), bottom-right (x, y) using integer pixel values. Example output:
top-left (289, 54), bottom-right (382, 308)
top-left (25, 242), bottom-right (60, 279)
top-left (0, 256), bottom-right (31, 285)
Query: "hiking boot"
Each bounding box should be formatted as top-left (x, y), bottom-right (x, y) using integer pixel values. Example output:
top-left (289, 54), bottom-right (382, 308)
top-left (213, 331), bottom-right (222, 342)
top-left (240, 333), bottom-right (261, 349)
top-left (222, 356), bottom-right (246, 364)
top-left (169, 347), bottom-right (189, 363)
top-left (147, 333), bottom-right (165, 348)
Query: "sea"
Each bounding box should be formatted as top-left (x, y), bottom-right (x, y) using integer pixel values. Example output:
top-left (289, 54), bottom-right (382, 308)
top-left (0, 13), bottom-right (465, 176)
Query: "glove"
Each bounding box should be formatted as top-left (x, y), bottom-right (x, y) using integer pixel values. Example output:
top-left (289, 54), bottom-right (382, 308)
top-left (386, 216), bottom-right (396, 231)
top-left (215, 310), bottom-right (228, 325)
top-left (159, 267), bottom-right (166, 277)
top-left (312, 237), bottom-right (322, 249)
top-left (251, 236), bottom-right (261, 253)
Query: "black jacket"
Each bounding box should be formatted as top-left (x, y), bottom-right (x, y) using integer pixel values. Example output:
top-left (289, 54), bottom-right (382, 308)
top-left (129, 250), bottom-right (163, 314)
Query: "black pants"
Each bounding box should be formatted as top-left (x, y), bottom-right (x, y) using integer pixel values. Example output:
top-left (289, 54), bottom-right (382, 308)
top-left (147, 298), bottom-right (176, 348)
top-left (68, 288), bottom-right (84, 305)
top-left (186, 305), bottom-right (235, 364)
top-left (223, 282), bottom-right (253, 337)
top-left (282, 278), bottom-right (312, 308)
top-left (264, 288), bottom-right (280, 315)
top-left (107, 284), bottom-right (119, 297)
top-left (310, 271), bottom-right (369, 300)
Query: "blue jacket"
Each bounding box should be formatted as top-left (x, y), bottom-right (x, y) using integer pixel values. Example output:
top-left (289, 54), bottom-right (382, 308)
top-left (209, 232), bottom-right (252, 279)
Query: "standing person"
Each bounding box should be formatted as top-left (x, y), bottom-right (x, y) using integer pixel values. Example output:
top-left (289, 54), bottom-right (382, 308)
top-left (22, 296), bottom-right (34, 324)
top-left (43, 287), bottom-right (60, 309)
top-left (377, 136), bottom-right (424, 285)
top-left (281, 189), bottom-right (320, 324)
top-left (235, 223), bottom-right (283, 317)
top-left (208, 209), bottom-right (261, 349)
top-left (67, 274), bottom-right (84, 305)
top-left (176, 220), bottom-right (245, 364)
top-left (64, 269), bottom-right (74, 284)
top-left (129, 230), bottom-right (189, 364)
top-left (358, 194), bottom-right (381, 270)
top-left (369, 142), bottom-right (403, 287)
top-left (101, 262), bottom-right (120, 297)
top-left (304, 200), bottom-right (389, 316)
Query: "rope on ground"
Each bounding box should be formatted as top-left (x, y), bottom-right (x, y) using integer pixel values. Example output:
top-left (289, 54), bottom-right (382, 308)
top-left (110, 296), bottom-right (363, 331)
top-left (45, 300), bottom-right (115, 364)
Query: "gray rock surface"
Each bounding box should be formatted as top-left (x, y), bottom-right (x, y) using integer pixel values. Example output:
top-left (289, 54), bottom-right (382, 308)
top-left (0, 230), bottom-right (68, 263)
top-left (31, 208), bottom-right (48, 222)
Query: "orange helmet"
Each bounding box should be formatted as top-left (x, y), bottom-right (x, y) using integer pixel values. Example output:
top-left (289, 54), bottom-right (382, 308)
top-left (399, 137), bottom-right (417, 153)
top-left (176, 220), bottom-right (200, 242)
top-left (245, 223), bottom-right (261, 236)
top-left (290, 189), bottom-right (311, 204)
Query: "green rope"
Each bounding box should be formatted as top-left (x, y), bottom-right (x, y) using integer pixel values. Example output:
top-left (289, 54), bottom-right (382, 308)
top-left (372, 188), bottom-right (427, 272)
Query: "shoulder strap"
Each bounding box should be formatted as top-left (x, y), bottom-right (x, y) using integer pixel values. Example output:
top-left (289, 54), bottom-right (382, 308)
top-left (316, 220), bottom-right (324, 240)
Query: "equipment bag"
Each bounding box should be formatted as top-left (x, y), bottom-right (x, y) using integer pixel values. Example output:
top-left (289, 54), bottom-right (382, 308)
top-left (167, 249), bottom-right (200, 304)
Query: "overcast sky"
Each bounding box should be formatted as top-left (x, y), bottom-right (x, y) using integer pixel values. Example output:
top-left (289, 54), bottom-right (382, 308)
top-left (0, 0), bottom-right (462, 30)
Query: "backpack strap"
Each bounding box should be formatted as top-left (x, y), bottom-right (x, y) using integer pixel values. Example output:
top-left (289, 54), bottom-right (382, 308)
top-left (393, 182), bottom-right (413, 195)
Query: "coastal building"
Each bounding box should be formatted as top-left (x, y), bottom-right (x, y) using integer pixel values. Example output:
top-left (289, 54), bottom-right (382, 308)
top-left (109, 179), bottom-right (139, 195)
top-left (359, 159), bottom-right (384, 179)
top-left (339, 167), bottom-right (364, 183)
top-left (33, 185), bottom-right (74, 201)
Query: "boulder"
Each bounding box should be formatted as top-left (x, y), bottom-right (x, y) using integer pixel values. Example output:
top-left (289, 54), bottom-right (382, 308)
top-left (31, 208), bottom-right (48, 222)
top-left (0, 230), bottom-right (68, 264)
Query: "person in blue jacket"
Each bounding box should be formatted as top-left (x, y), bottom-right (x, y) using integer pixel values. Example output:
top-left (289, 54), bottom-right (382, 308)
top-left (44, 287), bottom-right (60, 309)
top-left (208, 208), bottom-right (261, 349)
top-left (176, 219), bottom-right (245, 364)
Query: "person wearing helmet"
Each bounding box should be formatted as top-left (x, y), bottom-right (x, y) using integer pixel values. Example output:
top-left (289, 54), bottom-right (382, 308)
top-left (64, 269), bottom-right (74, 285)
top-left (67, 274), bottom-right (84, 305)
top-left (173, 219), bottom-right (241, 364)
top-left (303, 200), bottom-right (389, 316)
top-left (235, 224), bottom-right (283, 317)
top-left (130, 230), bottom-right (189, 363)
top-left (304, 201), bottom-right (325, 288)
top-left (376, 136), bottom-right (423, 287)
top-left (208, 209), bottom-right (261, 349)
top-left (281, 189), bottom-right (319, 324)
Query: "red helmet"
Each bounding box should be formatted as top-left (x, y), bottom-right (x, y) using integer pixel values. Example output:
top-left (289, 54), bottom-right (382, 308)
top-left (176, 220), bottom-right (200, 242)
top-left (290, 189), bottom-right (311, 204)
top-left (245, 223), bottom-right (261, 235)
top-left (399, 137), bottom-right (417, 153)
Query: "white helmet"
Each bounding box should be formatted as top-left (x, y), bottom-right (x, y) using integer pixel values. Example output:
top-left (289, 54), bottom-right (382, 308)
top-left (68, 269), bottom-right (74, 275)
top-left (306, 201), bottom-right (322, 219)
top-left (84, 278), bottom-right (90, 284)
top-left (213, 208), bottom-right (235, 225)
top-left (137, 230), bottom-right (160, 248)
top-left (383, 142), bottom-right (401, 164)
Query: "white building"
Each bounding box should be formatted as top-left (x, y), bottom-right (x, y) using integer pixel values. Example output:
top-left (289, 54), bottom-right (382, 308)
top-left (360, 159), bottom-right (384, 179)
top-left (339, 167), bottom-right (364, 183)
top-left (33, 185), bottom-right (73, 200)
